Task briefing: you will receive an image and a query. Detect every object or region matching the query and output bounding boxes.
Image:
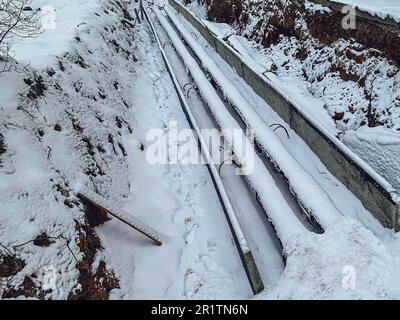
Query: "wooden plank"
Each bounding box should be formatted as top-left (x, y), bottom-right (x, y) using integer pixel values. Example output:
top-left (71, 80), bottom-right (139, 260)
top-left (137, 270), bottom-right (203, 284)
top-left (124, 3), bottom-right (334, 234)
top-left (78, 189), bottom-right (163, 246)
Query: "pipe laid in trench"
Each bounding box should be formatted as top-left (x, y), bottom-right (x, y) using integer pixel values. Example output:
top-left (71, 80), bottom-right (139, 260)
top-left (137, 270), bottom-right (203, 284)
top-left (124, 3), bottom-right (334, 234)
top-left (152, 7), bottom-right (308, 245)
top-left (143, 5), bottom-right (264, 294)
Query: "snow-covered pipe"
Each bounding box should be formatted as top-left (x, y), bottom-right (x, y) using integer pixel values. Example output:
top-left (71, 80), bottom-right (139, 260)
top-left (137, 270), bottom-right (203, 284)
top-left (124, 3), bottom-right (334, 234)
top-left (153, 8), bottom-right (308, 245)
top-left (165, 6), bottom-right (343, 229)
top-left (144, 7), bottom-right (264, 293)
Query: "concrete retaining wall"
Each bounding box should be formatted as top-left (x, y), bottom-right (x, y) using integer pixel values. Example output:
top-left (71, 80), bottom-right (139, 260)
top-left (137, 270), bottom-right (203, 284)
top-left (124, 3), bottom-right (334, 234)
top-left (168, 0), bottom-right (400, 230)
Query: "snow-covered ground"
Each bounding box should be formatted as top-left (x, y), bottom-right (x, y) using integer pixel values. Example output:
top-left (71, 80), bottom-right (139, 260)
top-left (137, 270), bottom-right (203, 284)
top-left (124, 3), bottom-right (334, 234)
top-left (333, 0), bottom-right (400, 23)
top-left (1, 0), bottom-right (138, 298)
top-left (257, 216), bottom-right (400, 299)
top-left (13, 0), bottom-right (99, 68)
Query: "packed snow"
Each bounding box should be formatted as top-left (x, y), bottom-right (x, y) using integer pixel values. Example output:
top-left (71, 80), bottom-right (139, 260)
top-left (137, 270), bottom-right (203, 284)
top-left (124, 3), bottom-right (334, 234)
top-left (257, 216), bottom-right (400, 299)
top-left (344, 127), bottom-right (400, 194)
top-left (13, 0), bottom-right (100, 68)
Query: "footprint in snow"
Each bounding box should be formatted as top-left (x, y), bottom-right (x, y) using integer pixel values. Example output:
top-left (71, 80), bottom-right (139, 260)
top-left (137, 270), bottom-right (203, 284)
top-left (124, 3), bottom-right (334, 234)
top-left (172, 207), bottom-right (186, 225)
top-left (183, 217), bottom-right (199, 244)
top-left (200, 255), bottom-right (219, 272)
top-left (207, 238), bottom-right (218, 254)
top-left (190, 204), bottom-right (204, 218)
top-left (0, 153), bottom-right (16, 175)
top-left (184, 268), bottom-right (202, 299)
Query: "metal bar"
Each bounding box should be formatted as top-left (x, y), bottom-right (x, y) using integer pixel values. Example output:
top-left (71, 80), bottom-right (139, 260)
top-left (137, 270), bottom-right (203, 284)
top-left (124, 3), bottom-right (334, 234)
top-left (78, 189), bottom-right (163, 246)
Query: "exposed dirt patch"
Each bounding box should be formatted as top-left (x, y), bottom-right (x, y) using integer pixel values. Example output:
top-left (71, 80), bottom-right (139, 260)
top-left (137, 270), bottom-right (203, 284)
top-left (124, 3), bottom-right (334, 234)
top-left (0, 255), bottom-right (25, 278)
top-left (0, 255), bottom-right (44, 299)
top-left (205, 0), bottom-right (400, 67)
top-left (79, 196), bottom-right (111, 228)
top-left (199, 0), bottom-right (243, 24)
top-left (0, 134), bottom-right (6, 158)
top-left (306, 6), bottom-right (400, 67)
top-left (2, 276), bottom-right (45, 299)
top-left (33, 233), bottom-right (55, 248)
top-left (24, 75), bottom-right (47, 100)
top-left (188, 0), bottom-right (244, 24)
top-left (68, 220), bottom-right (119, 300)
